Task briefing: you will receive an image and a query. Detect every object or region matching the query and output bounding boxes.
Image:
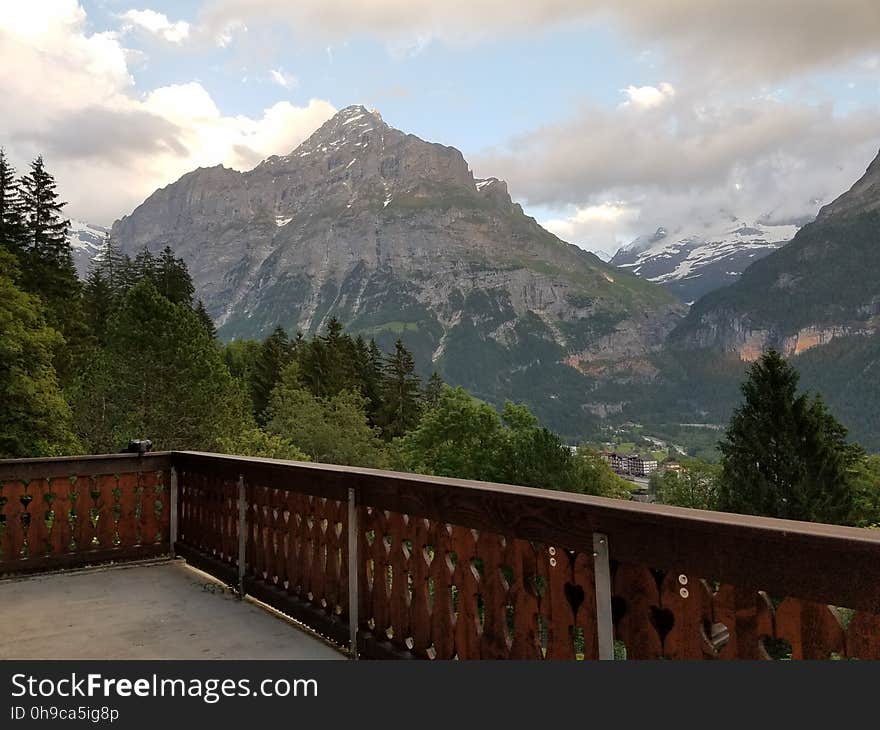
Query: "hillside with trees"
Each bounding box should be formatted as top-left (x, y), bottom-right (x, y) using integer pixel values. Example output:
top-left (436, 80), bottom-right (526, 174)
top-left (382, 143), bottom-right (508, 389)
top-left (0, 150), bottom-right (629, 500)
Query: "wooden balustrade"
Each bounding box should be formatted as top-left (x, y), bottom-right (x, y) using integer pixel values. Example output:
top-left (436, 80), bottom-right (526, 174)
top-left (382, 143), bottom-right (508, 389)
top-left (0, 453), bottom-right (172, 575)
top-left (171, 451), bottom-right (880, 660)
top-left (4, 449), bottom-right (880, 659)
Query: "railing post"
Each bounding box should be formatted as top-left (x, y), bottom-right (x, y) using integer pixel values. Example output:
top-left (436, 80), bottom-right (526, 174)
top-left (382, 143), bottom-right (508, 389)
top-left (237, 475), bottom-right (247, 599)
top-left (593, 532), bottom-right (614, 660)
top-left (347, 487), bottom-right (359, 659)
top-left (169, 466), bottom-right (178, 557)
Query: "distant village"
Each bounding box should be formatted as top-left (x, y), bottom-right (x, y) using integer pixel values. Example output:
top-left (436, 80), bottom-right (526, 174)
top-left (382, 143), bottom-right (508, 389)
top-left (598, 450), bottom-right (660, 478)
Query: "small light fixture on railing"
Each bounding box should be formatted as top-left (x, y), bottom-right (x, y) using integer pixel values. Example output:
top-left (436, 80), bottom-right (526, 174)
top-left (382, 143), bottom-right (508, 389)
top-left (123, 439), bottom-right (153, 454)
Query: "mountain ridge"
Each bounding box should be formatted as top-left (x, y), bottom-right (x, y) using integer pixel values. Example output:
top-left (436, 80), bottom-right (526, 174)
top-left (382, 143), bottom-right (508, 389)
top-left (110, 104), bottom-right (684, 439)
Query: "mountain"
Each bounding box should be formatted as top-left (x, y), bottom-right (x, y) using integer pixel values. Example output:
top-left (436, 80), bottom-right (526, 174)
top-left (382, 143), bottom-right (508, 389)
top-left (67, 219), bottom-right (107, 277)
top-left (611, 219), bottom-right (800, 303)
top-left (110, 105), bottom-right (684, 438)
top-left (650, 149), bottom-right (880, 450)
top-left (672, 150), bottom-right (880, 359)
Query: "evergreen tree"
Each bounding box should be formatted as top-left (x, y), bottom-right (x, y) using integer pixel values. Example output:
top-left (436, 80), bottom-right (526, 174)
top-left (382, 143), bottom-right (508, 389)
top-left (250, 326), bottom-right (295, 423)
top-left (95, 234), bottom-right (133, 296)
top-left (423, 371), bottom-right (444, 409)
top-left (379, 338), bottom-right (422, 439)
top-left (69, 281), bottom-right (250, 452)
top-left (717, 349), bottom-right (858, 524)
top-left (19, 156), bottom-right (71, 266)
top-left (131, 247), bottom-right (157, 285)
top-left (0, 148), bottom-right (25, 253)
top-left (155, 246), bottom-right (195, 305)
top-left (354, 335), bottom-right (383, 422)
top-left (17, 156), bottom-right (84, 381)
top-left (298, 317), bottom-right (359, 398)
top-left (82, 264), bottom-right (115, 345)
top-left (0, 247), bottom-right (79, 457)
top-left (194, 299), bottom-right (216, 339)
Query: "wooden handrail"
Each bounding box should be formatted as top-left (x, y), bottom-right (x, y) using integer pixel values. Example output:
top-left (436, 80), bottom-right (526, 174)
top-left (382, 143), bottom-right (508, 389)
top-left (5, 450), bottom-right (880, 659)
top-left (173, 450), bottom-right (880, 612)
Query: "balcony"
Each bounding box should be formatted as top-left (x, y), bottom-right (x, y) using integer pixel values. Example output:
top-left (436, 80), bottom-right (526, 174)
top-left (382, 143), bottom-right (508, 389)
top-left (3, 451), bottom-right (880, 660)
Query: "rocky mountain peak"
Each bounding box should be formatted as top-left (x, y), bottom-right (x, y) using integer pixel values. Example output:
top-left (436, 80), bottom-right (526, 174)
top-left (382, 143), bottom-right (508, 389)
top-left (817, 148), bottom-right (880, 221)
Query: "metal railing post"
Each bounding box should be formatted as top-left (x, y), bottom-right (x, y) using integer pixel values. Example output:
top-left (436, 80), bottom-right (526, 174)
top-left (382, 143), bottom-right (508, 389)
top-left (593, 532), bottom-right (614, 660)
top-left (237, 475), bottom-right (247, 599)
top-left (169, 466), bottom-right (178, 557)
top-left (347, 487), bottom-right (359, 659)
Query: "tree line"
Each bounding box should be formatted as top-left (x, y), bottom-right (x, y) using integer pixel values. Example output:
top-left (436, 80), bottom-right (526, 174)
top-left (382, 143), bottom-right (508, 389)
top-left (0, 149), bottom-right (630, 500)
top-left (650, 349), bottom-right (880, 527)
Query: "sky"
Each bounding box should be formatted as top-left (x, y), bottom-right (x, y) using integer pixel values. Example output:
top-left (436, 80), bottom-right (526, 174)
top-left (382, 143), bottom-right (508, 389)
top-left (1, 1), bottom-right (879, 258)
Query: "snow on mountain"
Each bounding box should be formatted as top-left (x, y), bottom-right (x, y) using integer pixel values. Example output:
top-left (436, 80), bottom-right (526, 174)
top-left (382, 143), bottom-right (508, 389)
top-left (610, 219), bottom-right (801, 303)
top-left (67, 219), bottom-right (108, 278)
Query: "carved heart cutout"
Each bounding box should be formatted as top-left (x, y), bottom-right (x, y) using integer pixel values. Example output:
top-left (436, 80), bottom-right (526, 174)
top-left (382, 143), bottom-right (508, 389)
top-left (611, 595), bottom-right (627, 624)
top-left (564, 582), bottom-right (585, 614)
top-left (649, 605), bottom-right (675, 642)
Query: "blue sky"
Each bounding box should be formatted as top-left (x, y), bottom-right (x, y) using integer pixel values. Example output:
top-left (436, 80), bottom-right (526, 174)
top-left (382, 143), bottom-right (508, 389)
top-left (2, 1), bottom-right (879, 256)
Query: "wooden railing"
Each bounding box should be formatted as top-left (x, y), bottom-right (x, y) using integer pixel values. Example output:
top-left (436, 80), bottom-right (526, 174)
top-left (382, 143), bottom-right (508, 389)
top-left (0, 453), bottom-right (172, 575)
top-left (172, 451), bottom-right (880, 660)
top-left (5, 450), bottom-right (880, 659)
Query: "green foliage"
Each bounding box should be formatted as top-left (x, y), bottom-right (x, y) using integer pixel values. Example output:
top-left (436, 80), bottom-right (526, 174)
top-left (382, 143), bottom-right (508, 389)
top-left (70, 281), bottom-right (250, 452)
top-left (423, 371), bottom-right (444, 409)
top-left (651, 460), bottom-right (721, 510)
top-left (0, 148), bottom-right (26, 251)
top-left (396, 386), bottom-right (504, 482)
top-left (216, 427), bottom-right (310, 462)
top-left (13, 156), bottom-right (85, 382)
top-left (250, 326), bottom-right (296, 423)
top-left (849, 455), bottom-right (880, 528)
top-left (396, 387), bottom-right (630, 497)
top-left (194, 299), bottom-right (216, 339)
top-left (298, 317), bottom-right (361, 398)
top-left (379, 338), bottom-right (422, 439)
top-left (717, 350), bottom-right (859, 524)
top-left (264, 364), bottom-right (386, 467)
top-left (0, 248), bottom-right (79, 457)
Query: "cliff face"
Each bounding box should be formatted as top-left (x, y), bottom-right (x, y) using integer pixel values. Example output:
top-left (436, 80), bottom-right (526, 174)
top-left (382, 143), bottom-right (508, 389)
top-left (111, 105), bottom-right (683, 438)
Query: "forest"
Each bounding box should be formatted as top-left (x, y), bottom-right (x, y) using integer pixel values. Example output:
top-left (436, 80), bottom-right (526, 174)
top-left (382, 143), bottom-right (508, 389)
top-left (0, 151), bottom-right (631, 500)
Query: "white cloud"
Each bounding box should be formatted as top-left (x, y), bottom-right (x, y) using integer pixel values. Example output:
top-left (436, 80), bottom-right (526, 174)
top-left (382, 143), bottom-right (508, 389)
top-left (269, 67), bottom-right (297, 89)
top-left (621, 82), bottom-right (675, 109)
top-left (121, 8), bottom-right (190, 44)
top-left (197, 0), bottom-right (880, 83)
top-left (543, 203), bottom-right (641, 259)
top-left (0, 1), bottom-right (335, 222)
top-left (479, 91), bottom-right (880, 255)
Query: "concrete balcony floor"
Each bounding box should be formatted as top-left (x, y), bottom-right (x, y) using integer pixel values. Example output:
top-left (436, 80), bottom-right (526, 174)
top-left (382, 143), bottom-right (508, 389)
top-left (0, 560), bottom-right (344, 660)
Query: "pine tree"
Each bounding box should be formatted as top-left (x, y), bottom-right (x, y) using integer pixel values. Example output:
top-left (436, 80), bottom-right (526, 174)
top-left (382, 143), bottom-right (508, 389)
top-left (155, 246), bottom-right (195, 305)
top-left (251, 326), bottom-right (295, 423)
top-left (424, 371), bottom-right (444, 409)
top-left (69, 281), bottom-right (250, 452)
top-left (195, 299), bottom-right (216, 339)
top-left (17, 156), bottom-right (84, 381)
top-left (354, 336), bottom-right (383, 423)
top-left (19, 156), bottom-right (71, 266)
top-left (132, 247), bottom-right (157, 285)
top-left (717, 349), bottom-right (858, 524)
top-left (82, 264), bottom-right (115, 345)
top-left (95, 234), bottom-right (133, 296)
top-left (379, 339), bottom-right (422, 439)
top-left (0, 247), bottom-right (79, 457)
top-left (0, 148), bottom-right (25, 253)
